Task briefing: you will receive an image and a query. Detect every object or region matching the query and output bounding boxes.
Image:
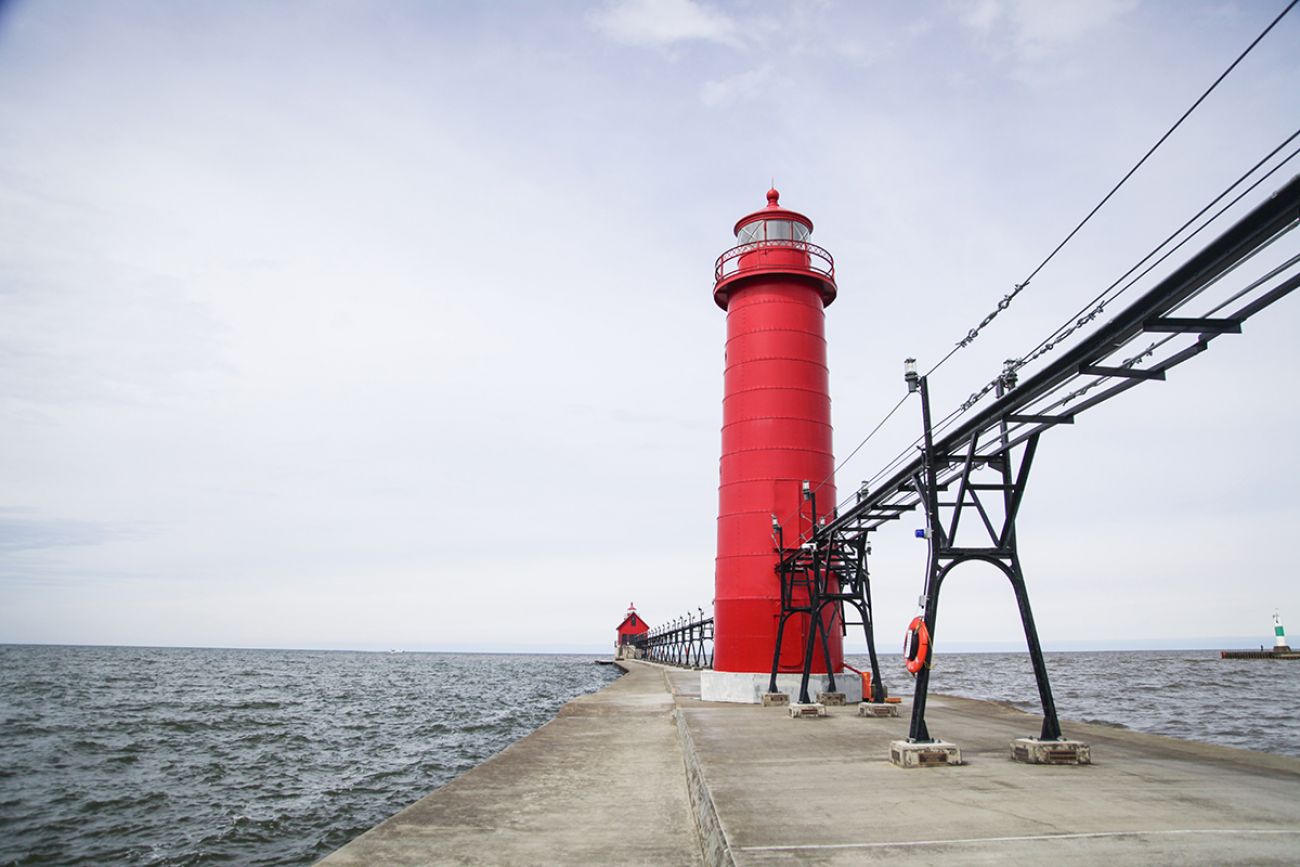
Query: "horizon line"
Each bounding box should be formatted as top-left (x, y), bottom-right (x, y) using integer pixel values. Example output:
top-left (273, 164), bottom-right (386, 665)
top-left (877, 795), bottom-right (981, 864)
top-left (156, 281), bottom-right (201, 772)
top-left (0, 637), bottom-right (1279, 655)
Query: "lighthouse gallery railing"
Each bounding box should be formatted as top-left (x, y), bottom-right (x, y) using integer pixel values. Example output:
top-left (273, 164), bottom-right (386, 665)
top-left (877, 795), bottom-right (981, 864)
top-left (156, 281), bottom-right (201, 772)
top-left (714, 239), bottom-right (835, 284)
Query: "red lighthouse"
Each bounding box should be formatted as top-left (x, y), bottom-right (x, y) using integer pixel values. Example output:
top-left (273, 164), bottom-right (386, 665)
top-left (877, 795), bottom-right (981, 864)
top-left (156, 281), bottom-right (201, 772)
top-left (701, 188), bottom-right (852, 703)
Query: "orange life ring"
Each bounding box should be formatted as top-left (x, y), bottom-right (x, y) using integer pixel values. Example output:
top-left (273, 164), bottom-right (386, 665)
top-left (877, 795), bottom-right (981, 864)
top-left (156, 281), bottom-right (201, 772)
top-left (903, 616), bottom-right (930, 675)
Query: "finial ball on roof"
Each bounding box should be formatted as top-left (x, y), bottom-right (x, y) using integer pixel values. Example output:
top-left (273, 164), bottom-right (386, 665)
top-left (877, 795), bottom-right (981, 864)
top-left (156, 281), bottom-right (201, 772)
top-left (766, 187), bottom-right (780, 207)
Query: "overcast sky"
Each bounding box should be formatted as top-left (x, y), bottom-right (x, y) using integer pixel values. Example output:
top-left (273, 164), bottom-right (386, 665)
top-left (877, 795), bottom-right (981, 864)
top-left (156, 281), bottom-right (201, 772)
top-left (2, 0), bottom-right (1297, 653)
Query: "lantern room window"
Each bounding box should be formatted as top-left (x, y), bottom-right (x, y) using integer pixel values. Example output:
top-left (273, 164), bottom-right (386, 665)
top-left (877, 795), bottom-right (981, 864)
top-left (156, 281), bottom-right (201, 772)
top-left (736, 219), bottom-right (810, 244)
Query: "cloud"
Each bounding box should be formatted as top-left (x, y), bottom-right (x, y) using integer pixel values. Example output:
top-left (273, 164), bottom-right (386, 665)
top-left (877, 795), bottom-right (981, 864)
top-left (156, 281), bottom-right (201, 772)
top-left (958, 0), bottom-right (1137, 57)
top-left (1, 0), bottom-right (1296, 652)
top-left (700, 64), bottom-right (774, 107)
top-left (961, 0), bottom-right (1003, 36)
top-left (0, 509), bottom-right (127, 552)
top-left (589, 0), bottom-right (741, 48)
top-left (1011, 0), bottom-right (1137, 47)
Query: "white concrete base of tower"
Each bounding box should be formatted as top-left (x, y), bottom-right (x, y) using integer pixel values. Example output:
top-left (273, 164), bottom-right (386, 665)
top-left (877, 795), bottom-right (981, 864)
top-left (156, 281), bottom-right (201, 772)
top-left (699, 670), bottom-right (863, 704)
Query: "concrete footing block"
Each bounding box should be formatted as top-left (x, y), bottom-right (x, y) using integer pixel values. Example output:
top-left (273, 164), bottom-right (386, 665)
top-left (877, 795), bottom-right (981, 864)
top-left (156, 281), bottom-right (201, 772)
top-left (789, 703), bottom-right (827, 719)
top-left (858, 702), bottom-right (900, 717)
top-left (761, 692), bottom-right (790, 707)
top-left (817, 692), bottom-right (847, 706)
top-left (890, 739), bottom-right (962, 767)
top-left (1011, 737), bottom-right (1091, 765)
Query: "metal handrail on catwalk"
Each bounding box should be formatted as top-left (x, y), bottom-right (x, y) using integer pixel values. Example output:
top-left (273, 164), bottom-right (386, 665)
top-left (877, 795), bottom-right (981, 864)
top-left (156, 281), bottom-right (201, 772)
top-left (636, 610), bottom-right (714, 669)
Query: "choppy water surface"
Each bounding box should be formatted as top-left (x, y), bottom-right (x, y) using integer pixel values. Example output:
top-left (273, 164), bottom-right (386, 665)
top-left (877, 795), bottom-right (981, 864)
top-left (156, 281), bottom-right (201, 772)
top-left (850, 649), bottom-right (1300, 757)
top-left (0, 646), bottom-right (617, 866)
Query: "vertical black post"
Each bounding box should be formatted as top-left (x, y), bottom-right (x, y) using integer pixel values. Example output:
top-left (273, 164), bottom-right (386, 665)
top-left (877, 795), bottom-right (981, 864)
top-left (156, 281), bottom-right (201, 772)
top-left (993, 372), bottom-right (1063, 742)
top-left (768, 609), bottom-right (791, 693)
top-left (796, 487), bottom-right (819, 704)
top-left (1008, 559), bottom-right (1062, 740)
top-left (797, 584), bottom-right (819, 704)
top-left (859, 542), bottom-right (886, 702)
top-left (908, 375), bottom-right (944, 743)
top-left (817, 600), bottom-right (838, 694)
top-left (907, 567), bottom-right (944, 741)
top-left (768, 523), bottom-right (788, 693)
top-left (818, 519), bottom-right (839, 696)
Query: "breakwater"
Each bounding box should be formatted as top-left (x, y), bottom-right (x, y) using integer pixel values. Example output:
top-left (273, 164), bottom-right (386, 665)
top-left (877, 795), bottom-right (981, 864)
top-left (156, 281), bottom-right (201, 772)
top-left (1220, 649), bottom-right (1300, 660)
top-left (322, 660), bottom-right (1300, 865)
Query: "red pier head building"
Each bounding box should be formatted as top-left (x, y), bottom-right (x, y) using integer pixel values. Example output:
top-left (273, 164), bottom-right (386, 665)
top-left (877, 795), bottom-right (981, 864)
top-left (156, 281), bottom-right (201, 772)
top-left (700, 189), bottom-right (854, 703)
top-left (615, 603), bottom-right (649, 650)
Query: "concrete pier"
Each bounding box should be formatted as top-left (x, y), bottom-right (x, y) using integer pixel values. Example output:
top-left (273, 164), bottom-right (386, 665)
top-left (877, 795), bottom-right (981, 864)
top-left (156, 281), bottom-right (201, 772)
top-left (317, 661), bottom-right (703, 865)
top-left (320, 661), bottom-right (1300, 865)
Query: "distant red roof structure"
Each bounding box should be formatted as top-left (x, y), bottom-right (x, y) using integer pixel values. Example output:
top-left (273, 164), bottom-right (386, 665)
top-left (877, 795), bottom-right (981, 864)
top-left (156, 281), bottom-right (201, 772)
top-left (616, 603), bottom-right (650, 647)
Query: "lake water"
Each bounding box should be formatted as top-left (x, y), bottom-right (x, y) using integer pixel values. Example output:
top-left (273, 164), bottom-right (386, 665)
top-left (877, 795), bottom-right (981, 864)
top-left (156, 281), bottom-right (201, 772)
top-left (2, 645), bottom-right (1297, 866)
top-left (0, 646), bottom-right (618, 866)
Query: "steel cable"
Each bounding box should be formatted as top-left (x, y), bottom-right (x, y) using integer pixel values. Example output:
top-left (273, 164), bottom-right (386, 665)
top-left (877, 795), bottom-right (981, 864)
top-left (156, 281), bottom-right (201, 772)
top-left (926, 0), bottom-right (1297, 378)
top-left (798, 0), bottom-right (1297, 530)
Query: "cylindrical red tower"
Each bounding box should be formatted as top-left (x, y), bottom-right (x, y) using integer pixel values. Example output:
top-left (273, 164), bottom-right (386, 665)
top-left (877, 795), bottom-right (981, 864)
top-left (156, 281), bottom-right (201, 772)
top-left (702, 188), bottom-right (847, 703)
